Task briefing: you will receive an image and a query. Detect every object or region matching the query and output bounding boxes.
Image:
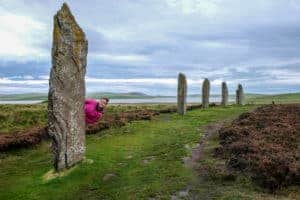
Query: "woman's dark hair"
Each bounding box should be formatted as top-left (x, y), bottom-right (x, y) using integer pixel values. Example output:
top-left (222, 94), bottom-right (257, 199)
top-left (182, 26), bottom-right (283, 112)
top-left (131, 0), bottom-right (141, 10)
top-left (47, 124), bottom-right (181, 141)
top-left (101, 97), bottom-right (109, 103)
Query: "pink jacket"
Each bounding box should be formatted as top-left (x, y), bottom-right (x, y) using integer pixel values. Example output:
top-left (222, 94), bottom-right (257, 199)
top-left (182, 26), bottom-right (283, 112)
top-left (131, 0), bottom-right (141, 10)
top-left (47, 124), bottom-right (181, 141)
top-left (85, 99), bottom-right (103, 124)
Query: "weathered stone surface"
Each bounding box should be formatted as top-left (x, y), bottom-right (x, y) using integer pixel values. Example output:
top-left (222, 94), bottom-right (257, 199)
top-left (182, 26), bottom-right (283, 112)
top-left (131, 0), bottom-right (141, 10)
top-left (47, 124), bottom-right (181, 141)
top-left (177, 73), bottom-right (187, 115)
top-left (221, 81), bottom-right (228, 106)
top-left (202, 78), bottom-right (210, 108)
top-left (48, 3), bottom-right (88, 171)
top-left (236, 84), bottom-right (245, 105)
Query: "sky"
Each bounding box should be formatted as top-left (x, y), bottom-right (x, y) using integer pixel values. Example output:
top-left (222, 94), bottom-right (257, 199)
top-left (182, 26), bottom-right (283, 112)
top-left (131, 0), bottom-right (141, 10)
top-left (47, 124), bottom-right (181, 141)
top-left (0, 0), bottom-right (300, 95)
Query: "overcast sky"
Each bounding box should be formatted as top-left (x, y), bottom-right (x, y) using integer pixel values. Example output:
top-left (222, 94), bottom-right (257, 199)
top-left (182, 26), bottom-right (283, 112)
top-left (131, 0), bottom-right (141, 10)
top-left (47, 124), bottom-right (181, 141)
top-left (0, 0), bottom-right (299, 95)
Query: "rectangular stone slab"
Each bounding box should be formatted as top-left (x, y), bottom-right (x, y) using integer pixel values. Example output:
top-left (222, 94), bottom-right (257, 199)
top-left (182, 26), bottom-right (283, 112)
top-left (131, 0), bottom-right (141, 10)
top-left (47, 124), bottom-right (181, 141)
top-left (48, 3), bottom-right (88, 171)
top-left (177, 73), bottom-right (187, 115)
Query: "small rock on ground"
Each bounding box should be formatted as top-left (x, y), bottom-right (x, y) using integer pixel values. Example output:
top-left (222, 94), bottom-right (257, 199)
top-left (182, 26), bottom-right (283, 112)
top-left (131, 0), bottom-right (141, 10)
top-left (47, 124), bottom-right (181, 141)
top-left (103, 173), bottom-right (116, 182)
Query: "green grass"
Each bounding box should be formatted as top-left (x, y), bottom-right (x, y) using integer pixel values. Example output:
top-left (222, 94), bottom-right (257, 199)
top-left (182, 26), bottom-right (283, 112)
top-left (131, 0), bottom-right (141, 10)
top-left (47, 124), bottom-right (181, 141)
top-left (0, 105), bottom-right (257, 200)
top-left (1, 92), bottom-right (299, 134)
top-left (246, 93), bottom-right (300, 104)
top-left (0, 103), bottom-right (176, 134)
top-left (0, 103), bottom-right (48, 133)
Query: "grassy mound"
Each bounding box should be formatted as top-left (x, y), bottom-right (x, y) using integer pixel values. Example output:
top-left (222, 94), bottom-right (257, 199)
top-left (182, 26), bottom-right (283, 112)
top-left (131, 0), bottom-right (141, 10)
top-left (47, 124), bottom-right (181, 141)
top-left (218, 104), bottom-right (300, 191)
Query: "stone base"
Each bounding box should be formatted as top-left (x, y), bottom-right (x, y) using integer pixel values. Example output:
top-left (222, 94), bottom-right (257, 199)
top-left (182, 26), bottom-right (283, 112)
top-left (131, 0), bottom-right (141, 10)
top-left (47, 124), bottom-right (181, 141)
top-left (42, 157), bottom-right (93, 182)
top-left (42, 167), bottom-right (76, 182)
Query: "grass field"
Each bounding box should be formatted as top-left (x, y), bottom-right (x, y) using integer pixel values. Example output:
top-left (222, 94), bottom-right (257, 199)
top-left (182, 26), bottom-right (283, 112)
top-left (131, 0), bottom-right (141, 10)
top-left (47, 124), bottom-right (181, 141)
top-left (0, 103), bottom-right (176, 134)
top-left (0, 93), bottom-right (299, 199)
top-left (0, 105), bottom-right (299, 199)
top-left (246, 93), bottom-right (300, 104)
top-left (0, 93), bottom-right (299, 134)
top-left (0, 105), bottom-right (253, 199)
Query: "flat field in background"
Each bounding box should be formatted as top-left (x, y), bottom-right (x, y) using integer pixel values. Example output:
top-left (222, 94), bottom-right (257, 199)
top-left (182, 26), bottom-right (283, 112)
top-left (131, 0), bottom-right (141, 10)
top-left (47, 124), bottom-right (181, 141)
top-left (0, 93), bottom-right (299, 134)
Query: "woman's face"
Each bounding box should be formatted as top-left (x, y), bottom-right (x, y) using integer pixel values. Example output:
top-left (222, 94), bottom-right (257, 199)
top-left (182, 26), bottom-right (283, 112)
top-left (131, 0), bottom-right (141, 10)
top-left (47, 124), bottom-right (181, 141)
top-left (98, 99), bottom-right (108, 107)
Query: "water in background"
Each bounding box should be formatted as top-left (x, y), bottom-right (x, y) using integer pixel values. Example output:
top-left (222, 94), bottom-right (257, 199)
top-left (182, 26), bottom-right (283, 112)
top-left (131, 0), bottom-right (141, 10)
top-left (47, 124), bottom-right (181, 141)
top-left (0, 100), bottom-right (43, 104)
top-left (0, 96), bottom-right (234, 104)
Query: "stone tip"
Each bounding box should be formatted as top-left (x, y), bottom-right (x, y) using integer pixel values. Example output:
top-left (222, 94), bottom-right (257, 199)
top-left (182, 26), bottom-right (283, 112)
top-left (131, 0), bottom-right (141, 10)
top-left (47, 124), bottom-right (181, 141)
top-left (61, 2), bottom-right (71, 12)
top-left (56, 2), bottom-right (73, 19)
top-left (203, 78), bottom-right (209, 84)
top-left (222, 82), bottom-right (227, 88)
top-left (54, 2), bottom-right (87, 42)
top-left (178, 72), bottom-right (186, 78)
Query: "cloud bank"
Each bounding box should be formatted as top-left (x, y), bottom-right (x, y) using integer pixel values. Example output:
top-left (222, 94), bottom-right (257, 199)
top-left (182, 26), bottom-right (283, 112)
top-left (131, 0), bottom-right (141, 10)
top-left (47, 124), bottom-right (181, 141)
top-left (0, 0), bottom-right (299, 95)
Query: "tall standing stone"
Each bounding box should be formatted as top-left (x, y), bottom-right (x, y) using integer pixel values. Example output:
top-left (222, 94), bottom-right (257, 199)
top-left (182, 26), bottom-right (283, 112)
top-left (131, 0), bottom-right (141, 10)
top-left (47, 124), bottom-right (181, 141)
top-left (236, 84), bottom-right (245, 105)
top-left (236, 88), bottom-right (239, 104)
top-left (177, 73), bottom-right (187, 115)
top-left (202, 78), bottom-right (210, 108)
top-left (48, 3), bottom-right (88, 171)
top-left (221, 81), bottom-right (228, 106)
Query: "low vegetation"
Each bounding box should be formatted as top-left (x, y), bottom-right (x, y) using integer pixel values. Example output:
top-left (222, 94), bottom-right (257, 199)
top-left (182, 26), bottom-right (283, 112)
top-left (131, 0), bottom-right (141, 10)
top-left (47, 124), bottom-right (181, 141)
top-left (0, 104), bottom-right (203, 151)
top-left (218, 104), bottom-right (300, 191)
top-left (246, 93), bottom-right (300, 104)
top-left (0, 105), bottom-right (256, 199)
top-left (0, 103), bottom-right (47, 134)
top-left (1, 93), bottom-right (299, 135)
top-left (192, 117), bottom-right (299, 200)
top-left (0, 103), bottom-right (177, 134)
top-left (0, 94), bottom-right (299, 199)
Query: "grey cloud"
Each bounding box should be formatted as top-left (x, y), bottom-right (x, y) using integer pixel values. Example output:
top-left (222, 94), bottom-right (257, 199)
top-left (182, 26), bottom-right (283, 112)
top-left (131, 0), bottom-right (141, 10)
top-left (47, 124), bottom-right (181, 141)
top-left (0, 0), bottom-right (299, 94)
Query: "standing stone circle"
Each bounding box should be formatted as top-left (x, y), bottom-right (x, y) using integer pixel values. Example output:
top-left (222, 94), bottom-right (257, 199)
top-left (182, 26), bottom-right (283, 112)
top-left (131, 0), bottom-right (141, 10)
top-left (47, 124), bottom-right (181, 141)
top-left (221, 81), bottom-right (228, 106)
top-left (236, 84), bottom-right (245, 105)
top-left (48, 3), bottom-right (88, 171)
top-left (177, 73), bottom-right (187, 115)
top-left (202, 78), bottom-right (210, 108)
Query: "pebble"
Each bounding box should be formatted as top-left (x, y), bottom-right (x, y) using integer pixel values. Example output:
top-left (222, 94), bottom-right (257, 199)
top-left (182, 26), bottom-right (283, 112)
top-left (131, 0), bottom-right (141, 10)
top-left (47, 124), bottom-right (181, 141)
top-left (102, 173), bottom-right (116, 182)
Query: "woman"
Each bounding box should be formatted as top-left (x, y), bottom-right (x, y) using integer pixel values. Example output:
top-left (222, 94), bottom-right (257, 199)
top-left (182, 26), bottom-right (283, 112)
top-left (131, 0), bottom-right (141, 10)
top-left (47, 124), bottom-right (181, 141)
top-left (85, 97), bottom-right (109, 124)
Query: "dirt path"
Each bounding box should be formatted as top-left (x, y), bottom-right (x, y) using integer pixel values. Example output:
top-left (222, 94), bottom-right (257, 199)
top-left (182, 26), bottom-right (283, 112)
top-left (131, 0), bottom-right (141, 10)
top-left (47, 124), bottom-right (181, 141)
top-left (172, 121), bottom-right (227, 200)
top-left (190, 121), bottom-right (225, 169)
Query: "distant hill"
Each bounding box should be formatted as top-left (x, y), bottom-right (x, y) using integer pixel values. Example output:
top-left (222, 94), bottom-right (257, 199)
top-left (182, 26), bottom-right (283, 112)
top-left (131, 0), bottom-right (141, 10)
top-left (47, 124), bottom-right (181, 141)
top-left (0, 93), bottom-right (47, 101)
top-left (246, 93), bottom-right (300, 104)
top-left (188, 93), bottom-right (266, 99)
top-left (0, 92), bottom-right (299, 103)
top-left (87, 92), bottom-right (154, 99)
top-left (0, 92), bottom-right (154, 101)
